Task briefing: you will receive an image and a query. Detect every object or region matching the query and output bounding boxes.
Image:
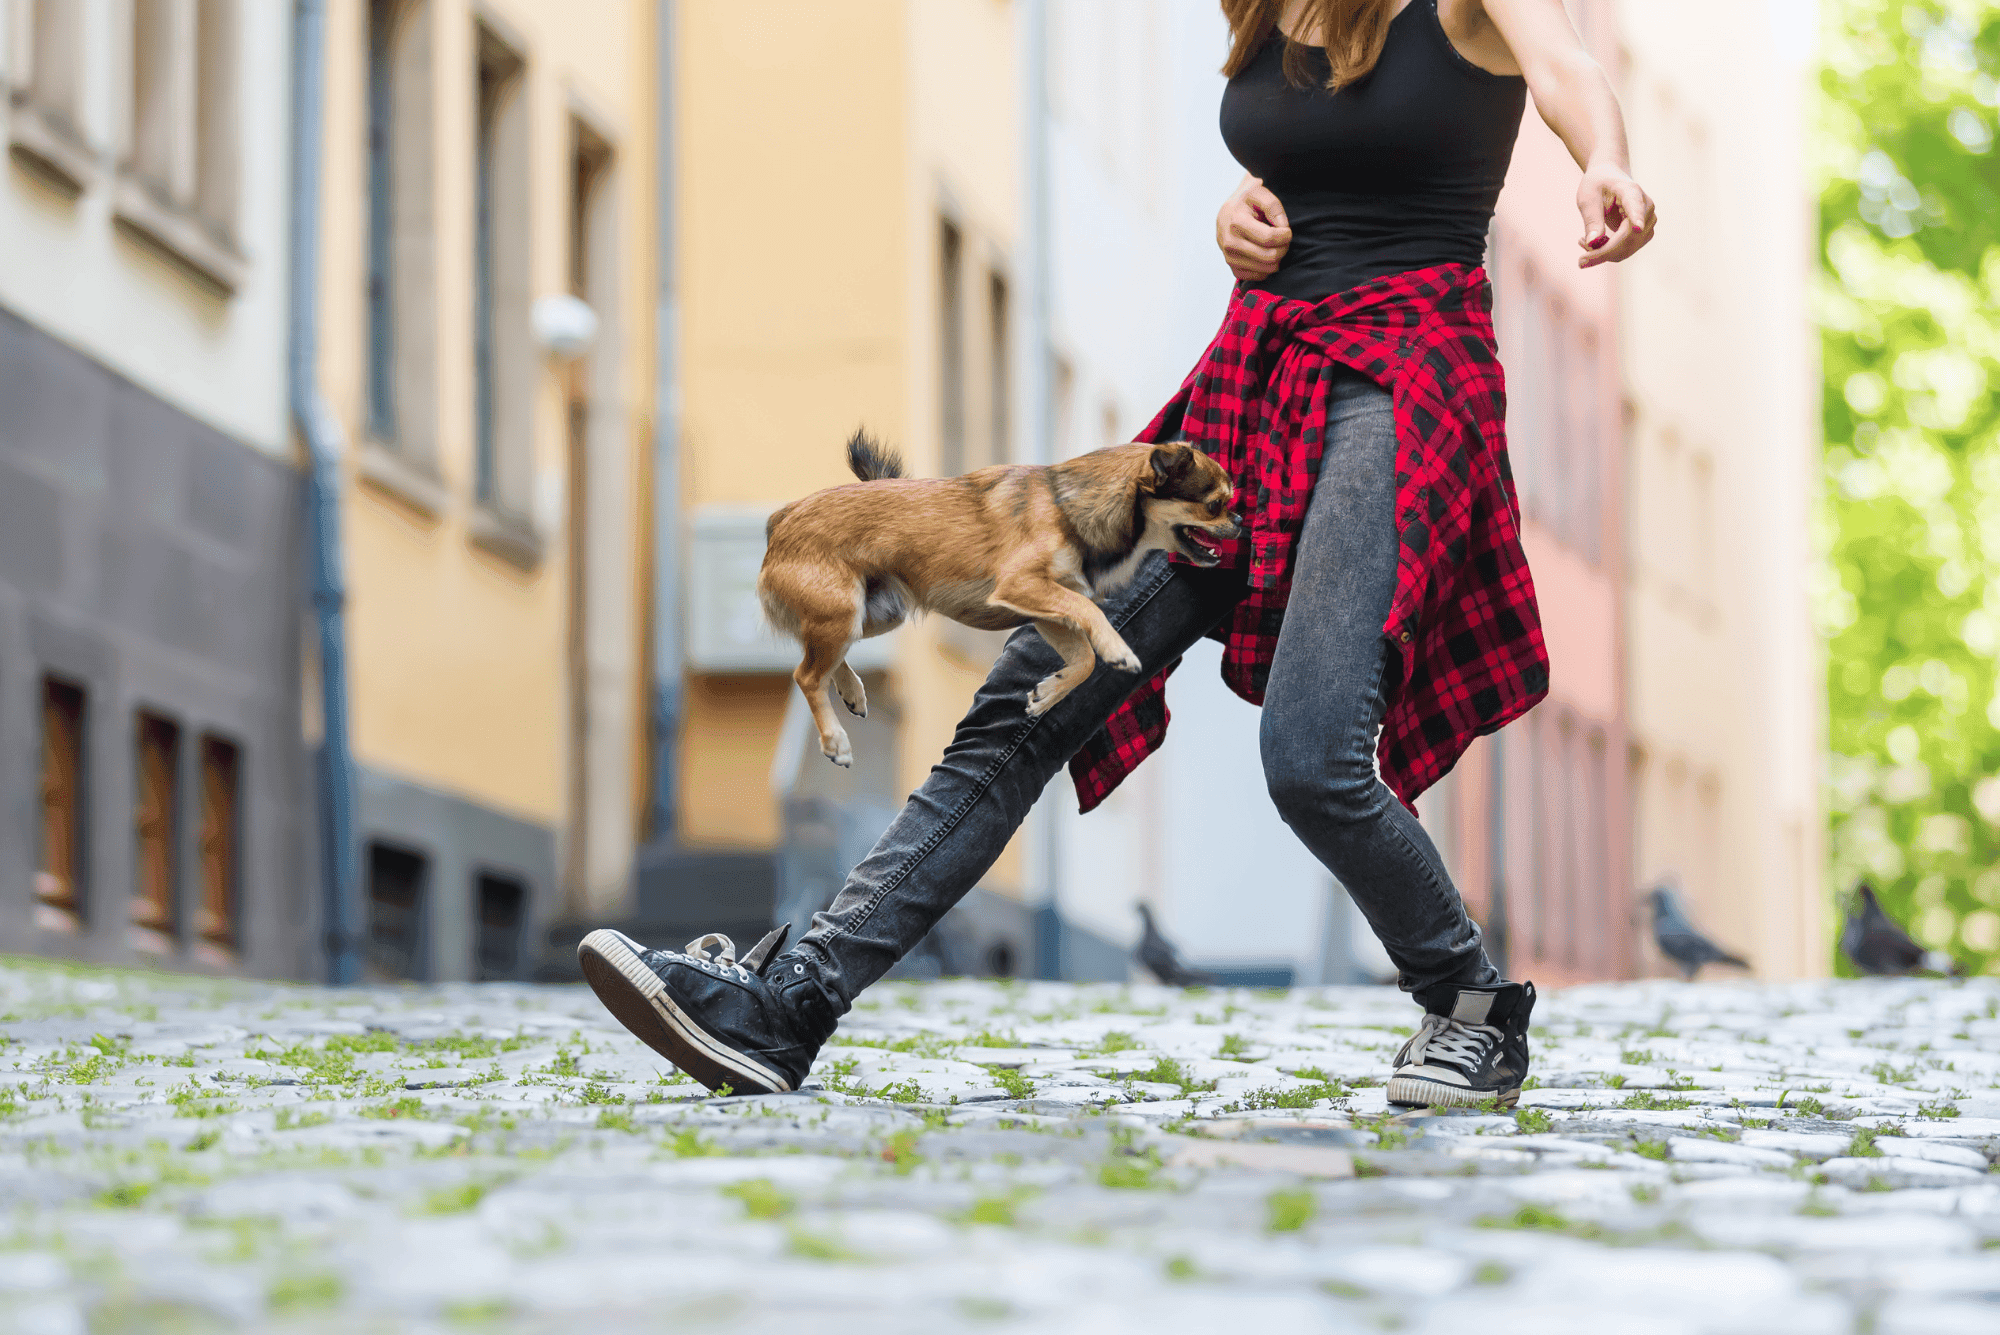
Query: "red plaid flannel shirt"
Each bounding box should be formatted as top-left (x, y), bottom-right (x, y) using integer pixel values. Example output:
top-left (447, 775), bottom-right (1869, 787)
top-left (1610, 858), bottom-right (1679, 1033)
top-left (1068, 262), bottom-right (1549, 813)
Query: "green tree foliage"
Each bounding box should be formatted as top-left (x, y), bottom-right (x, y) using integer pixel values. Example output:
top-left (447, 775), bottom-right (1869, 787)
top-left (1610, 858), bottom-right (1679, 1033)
top-left (1819, 0), bottom-right (2000, 974)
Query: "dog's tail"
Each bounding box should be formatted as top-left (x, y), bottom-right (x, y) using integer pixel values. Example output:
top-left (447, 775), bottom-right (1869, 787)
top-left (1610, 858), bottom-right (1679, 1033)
top-left (845, 429), bottom-right (904, 482)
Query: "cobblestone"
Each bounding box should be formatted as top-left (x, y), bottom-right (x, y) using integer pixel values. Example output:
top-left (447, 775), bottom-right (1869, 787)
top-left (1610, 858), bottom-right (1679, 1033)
top-left (0, 959), bottom-right (1995, 1333)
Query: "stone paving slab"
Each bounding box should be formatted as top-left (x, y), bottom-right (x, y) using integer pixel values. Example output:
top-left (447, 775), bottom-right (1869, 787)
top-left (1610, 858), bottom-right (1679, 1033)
top-left (0, 959), bottom-right (1996, 1333)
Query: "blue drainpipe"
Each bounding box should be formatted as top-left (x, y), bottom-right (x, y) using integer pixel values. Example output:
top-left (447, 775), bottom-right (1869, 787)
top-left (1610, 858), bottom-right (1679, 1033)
top-left (648, 0), bottom-right (685, 842)
top-left (290, 0), bottom-right (362, 983)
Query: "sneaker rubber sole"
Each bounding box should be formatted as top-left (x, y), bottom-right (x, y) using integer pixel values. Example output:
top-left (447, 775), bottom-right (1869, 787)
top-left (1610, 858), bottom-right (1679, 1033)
top-left (1386, 1075), bottom-right (1521, 1110)
top-left (577, 929), bottom-right (791, 1096)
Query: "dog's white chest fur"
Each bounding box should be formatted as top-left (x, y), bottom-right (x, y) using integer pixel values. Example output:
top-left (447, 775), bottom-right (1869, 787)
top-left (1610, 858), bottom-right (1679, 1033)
top-left (1078, 513), bottom-right (1177, 599)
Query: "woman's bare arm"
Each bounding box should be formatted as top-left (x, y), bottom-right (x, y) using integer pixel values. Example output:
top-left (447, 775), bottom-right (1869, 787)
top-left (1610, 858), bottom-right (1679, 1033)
top-left (1480, 0), bottom-right (1657, 268)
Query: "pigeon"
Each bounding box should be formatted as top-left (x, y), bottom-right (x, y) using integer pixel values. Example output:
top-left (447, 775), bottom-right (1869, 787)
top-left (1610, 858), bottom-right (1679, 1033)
top-left (1646, 884), bottom-right (1751, 980)
top-left (1134, 904), bottom-right (1215, 987)
top-left (1839, 882), bottom-right (1962, 977)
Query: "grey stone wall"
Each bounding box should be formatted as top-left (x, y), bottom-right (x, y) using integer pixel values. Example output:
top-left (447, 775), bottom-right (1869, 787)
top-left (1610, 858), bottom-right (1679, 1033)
top-left (0, 303), bottom-right (312, 977)
top-left (354, 765), bottom-right (557, 983)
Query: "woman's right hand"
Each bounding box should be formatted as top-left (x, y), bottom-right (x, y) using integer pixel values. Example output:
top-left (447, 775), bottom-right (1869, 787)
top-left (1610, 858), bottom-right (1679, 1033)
top-left (1216, 174), bottom-right (1292, 282)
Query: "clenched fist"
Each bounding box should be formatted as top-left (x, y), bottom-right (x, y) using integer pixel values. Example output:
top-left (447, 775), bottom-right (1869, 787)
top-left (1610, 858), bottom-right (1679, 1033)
top-left (1216, 174), bottom-right (1292, 283)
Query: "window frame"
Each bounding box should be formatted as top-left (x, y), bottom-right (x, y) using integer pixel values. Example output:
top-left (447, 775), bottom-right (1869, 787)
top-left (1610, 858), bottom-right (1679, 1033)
top-left (132, 710), bottom-right (182, 939)
top-left (113, 0), bottom-right (247, 293)
top-left (196, 734), bottom-right (242, 950)
top-left (36, 676), bottom-right (89, 924)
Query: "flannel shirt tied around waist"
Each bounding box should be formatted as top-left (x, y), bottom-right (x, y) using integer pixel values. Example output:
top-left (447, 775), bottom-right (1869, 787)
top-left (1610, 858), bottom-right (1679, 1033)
top-left (1067, 262), bottom-right (1550, 814)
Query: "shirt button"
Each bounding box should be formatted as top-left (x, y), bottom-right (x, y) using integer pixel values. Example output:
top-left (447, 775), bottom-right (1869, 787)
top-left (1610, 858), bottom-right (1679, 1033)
top-left (1399, 630), bottom-right (1412, 644)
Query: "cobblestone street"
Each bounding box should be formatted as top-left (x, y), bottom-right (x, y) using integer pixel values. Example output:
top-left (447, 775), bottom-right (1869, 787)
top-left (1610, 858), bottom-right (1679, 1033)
top-left (0, 959), bottom-right (1996, 1334)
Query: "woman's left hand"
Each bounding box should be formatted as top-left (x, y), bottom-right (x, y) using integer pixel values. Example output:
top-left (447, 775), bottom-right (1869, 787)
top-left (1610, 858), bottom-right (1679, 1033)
top-left (1576, 165), bottom-right (1657, 268)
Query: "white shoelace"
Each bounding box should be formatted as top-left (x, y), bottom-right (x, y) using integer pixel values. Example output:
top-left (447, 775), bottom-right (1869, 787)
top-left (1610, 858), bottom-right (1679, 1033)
top-left (683, 933), bottom-right (739, 966)
top-left (681, 933), bottom-right (752, 981)
top-left (1404, 1013), bottom-right (1501, 1071)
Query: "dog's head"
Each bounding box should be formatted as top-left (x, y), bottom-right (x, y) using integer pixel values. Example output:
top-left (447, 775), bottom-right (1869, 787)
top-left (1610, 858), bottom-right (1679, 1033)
top-left (1140, 442), bottom-right (1243, 567)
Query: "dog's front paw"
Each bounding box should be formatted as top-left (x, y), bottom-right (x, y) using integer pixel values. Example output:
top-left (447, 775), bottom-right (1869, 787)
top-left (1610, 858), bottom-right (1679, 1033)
top-left (820, 730), bottom-right (854, 768)
top-left (1102, 644), bottom-right (1142, 674)
top-left (1027, 671), bottom-right (1081, 717)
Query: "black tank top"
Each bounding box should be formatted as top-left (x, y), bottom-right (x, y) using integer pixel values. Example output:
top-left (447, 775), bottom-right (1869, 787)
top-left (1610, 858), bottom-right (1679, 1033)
top-left (1219, 0), bottom-right (1527, 301)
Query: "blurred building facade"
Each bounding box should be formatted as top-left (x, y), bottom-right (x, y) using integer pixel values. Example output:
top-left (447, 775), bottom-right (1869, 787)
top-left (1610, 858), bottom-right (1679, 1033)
top-left (1423, 0), bottom-right (1825, 983)
top-left (0, 0), bottom-right (311, 974)
top-left (1420, 0), bottom-right (1634, 987)
top-left (1610, 0), bottom-right (1824, 978)
top-left (1035, 0), bottom-right (1335, 985)
top-left (0, 1), bottom-right (1826, 987)
top-left (312, 0), bottom-right (658, 982)
top-left (663, 0), bottom-right (1035, 974)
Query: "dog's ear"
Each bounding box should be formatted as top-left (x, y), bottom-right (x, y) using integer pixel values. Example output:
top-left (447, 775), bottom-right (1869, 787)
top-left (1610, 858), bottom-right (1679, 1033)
top-left (1147, 442), bottom-right (1196, 493)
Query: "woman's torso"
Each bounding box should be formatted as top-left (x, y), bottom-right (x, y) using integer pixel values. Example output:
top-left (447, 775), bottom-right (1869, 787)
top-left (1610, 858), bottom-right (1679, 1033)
top-left (1219, 0), bottom-right (1527, 301)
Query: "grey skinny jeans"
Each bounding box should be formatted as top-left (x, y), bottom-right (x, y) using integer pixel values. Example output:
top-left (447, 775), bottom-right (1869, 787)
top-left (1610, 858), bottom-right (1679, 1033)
top-left (792, 369), bottom-right (1499, 1015)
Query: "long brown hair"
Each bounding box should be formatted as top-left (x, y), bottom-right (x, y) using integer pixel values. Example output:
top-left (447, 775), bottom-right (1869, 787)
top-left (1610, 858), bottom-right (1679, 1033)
top-left (1220, 0), bottom-right (1398, 91)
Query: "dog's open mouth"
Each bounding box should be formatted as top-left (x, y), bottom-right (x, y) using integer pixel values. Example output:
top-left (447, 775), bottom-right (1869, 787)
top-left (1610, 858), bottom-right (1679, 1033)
top-left (1175, 525), bottom-right (1225, 566)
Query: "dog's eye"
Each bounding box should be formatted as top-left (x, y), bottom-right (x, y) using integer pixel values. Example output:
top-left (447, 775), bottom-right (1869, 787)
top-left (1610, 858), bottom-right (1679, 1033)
top-left (1205, 500), bottom-right (1225, 518)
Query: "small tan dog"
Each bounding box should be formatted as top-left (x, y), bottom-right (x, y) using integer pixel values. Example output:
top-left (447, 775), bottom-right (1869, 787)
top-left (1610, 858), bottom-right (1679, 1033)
top-left (759, 431), bottom-right (1243, 766)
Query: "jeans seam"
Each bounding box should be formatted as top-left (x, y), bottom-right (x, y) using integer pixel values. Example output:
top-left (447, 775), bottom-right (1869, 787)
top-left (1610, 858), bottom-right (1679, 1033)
top-left (1335, 640), bottom-right (1397, 824)
top-left (815, 558), bottom-right (1182, 949)
top-left (1379, 805), bottom-right (1457, 923)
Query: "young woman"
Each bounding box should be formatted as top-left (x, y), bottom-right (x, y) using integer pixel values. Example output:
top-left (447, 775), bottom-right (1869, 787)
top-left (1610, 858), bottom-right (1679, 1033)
top-left (578, 0), bottom-right (1657, 1108)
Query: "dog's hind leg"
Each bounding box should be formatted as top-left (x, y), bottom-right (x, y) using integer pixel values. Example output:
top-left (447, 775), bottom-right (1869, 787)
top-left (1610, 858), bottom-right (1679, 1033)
top-left (832, 661), bottom-right (867, 718)
top-left (1025, 619), bottom-right (1099, 718)
top-left (830, 576), bottom-right (910, 721)
top-left (793, 633), bottom-right (856, 767)
top-left (761, 562), bottom-right (865, 764)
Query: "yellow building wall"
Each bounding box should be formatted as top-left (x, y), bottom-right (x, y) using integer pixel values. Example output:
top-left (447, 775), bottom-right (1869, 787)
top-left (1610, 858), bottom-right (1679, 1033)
top-left (894, 0), bottom-right (1023, 887)
top-left (316, 0), bottom-right (656, 830)
top-left (1615, 0), bottom-right (1824, 977)
top-left (675, 0), bottom-right (1025, 892)
top-left (674, 1), bottom-right (910, 848)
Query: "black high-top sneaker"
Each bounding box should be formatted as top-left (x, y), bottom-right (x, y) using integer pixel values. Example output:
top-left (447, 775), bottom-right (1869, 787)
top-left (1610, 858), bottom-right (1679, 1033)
top-left (578, 924), bottom-right (839, 1096)
top-left (1386, 981), bottom-right (1535, 1110)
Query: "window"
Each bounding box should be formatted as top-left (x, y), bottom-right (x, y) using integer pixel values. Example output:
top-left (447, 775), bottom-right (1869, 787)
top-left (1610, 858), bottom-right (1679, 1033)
top-left (1541, 295), bottom-right (1570, 541)
top-left (1582, 728), bottom-right (1609, 968)
top-left (7, 0), bottom-right (90, 192)
top-left (8, 0), bottom-right (92, 192)
top-left (1496, 257), bottom-right (1609, 562)
top-left (365, 0), bottom-right (438, 468)
top-left (1571, 327), bottom-right (1603, 562)
top-left (474, 872), bottom-right (526, 981)
top-left (988, 271), bottom-right (1011, 467)
top-left (193, 0), bottom-right (236, 232)
top-left (473, 26), bottom-right (531, 526)
top-left (1690, 449), bottom-right (1716, 606)
top-left (1502, 707), bottom-right (1541, 969)
top-left (27, 0), bottom-right (82, 123)
top-left (938, 218), bottom-right (966, 476)
top-left (1549, 714), bottom-right (1579, 971)
top-left (196, 736), bottom-right (240, 948)
top-left (133, 712), bottom-right (181, 938)
top-left (37, 678), bottom-right (87, 920)
top-left (1491, 706), bottom-right (1619, 978)
top-left (366, 842), bottom-right (428, 981)
top-left (117, 0), bottom-right (245, 291)
top-left (1503, 264), bottom-right (1546, 520)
